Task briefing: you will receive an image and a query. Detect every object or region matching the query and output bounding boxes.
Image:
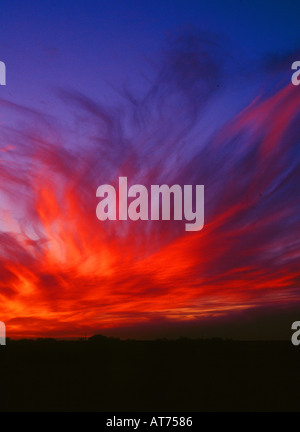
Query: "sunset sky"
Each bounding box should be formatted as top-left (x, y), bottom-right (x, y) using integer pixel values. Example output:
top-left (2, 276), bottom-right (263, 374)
top-left (0, 0), bottom-right (300, 339)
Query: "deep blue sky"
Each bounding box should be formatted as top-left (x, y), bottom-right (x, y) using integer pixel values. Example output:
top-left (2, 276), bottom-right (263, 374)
top-left (0, 0), bottom-right (299, 111)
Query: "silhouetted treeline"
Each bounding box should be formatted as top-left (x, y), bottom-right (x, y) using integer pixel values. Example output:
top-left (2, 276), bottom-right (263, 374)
top-left (0, 336), bottom-right (299, 411)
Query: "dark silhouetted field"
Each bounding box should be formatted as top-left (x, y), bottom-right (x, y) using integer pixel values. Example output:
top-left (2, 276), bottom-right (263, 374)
top-left (0, 336), bottom-right (299, 412)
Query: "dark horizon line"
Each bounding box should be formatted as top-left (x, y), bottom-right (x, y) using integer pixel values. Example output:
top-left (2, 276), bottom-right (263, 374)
top-left (2, 335), bottom-right (289, 343)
